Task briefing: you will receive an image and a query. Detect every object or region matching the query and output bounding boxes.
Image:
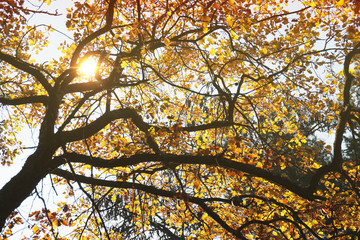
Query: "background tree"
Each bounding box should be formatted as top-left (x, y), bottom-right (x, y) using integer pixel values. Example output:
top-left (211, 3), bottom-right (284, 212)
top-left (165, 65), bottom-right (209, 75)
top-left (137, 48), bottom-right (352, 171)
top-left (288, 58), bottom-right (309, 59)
top-left (1, 0), bottom-right (360, 239)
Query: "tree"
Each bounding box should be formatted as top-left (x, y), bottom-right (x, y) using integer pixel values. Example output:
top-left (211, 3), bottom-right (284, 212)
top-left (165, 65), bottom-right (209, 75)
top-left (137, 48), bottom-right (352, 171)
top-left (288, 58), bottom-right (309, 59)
top-left (1, 0), bottom-right (360, 238)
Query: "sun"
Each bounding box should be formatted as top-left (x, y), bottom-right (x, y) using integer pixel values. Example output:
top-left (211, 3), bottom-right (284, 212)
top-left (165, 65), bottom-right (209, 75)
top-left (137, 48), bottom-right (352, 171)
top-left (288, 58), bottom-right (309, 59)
top-left (78, 58), bottom-right (98, 77)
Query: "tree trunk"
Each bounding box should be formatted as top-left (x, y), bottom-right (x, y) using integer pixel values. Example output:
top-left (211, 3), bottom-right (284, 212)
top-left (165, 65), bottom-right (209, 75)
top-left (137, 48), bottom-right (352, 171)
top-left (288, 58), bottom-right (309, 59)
top-left (0, 147), bottom-right (58, 230)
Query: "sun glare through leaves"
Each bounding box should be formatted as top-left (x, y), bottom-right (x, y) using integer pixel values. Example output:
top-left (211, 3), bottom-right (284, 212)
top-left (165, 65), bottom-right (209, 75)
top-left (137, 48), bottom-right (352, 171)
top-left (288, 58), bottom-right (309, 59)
top-left (78, 58), bottom-right (97, 77)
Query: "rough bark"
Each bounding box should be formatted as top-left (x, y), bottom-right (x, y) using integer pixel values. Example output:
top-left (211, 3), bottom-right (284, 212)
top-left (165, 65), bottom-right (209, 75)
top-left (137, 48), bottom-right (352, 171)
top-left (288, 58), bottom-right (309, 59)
top-left (0, 147), bottom-right (60, 230)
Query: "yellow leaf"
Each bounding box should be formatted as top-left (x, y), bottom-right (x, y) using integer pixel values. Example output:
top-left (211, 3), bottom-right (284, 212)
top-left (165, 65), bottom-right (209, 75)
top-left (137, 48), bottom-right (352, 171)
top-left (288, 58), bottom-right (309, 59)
top-left (210, 48), bottom-right (216, 56)
top-left (121, 61), bottom-right (128, 68)
top-left (313, 162), bottom-right (322, 169)
top-left (226, 16), bottom-right (233, 26)
top-left (53, 220), bottom-right (59, 230)
top-left (32, 225), bottom-right (40, 234)
top-left (336, 0), bottom-right (345, 7)
top-left (148, 126), bottom-right (155, 136)
top-left (164, 38), bottom-right (171, 46)
top-left (280, 162), bottom-right (286, 170)
top-left (203, 24), bottom-right (209, 33)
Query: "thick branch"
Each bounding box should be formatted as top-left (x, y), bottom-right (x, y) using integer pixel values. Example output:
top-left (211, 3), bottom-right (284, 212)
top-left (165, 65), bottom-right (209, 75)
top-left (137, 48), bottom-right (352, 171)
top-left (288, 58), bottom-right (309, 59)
top-left (52, 168), bottom-right (229, 205)
top-left (0, 146), bottom-right (61, 230)
top-left (0, 95), bottom-right (48, 105)
top-left (343, 44), bottom-right (360, 105)
top-left (56, 108), bottom-right (160, 151)
top-left (333, 44), bottom-right (360, 166)
top-left (63, 81), bottom-right (102, 93)
top-left (54, 152), bottom-right (327, 200)
top-left (182, 121), bottom-right (237, 132)
top-left (56, 108), bottom-right (138, 143)
top-left (0, 52), bottom-right (52, 93)
top-left (62, 80), bottom-right (148, 94)
top-left (150, 120), bottom-right (239, 133)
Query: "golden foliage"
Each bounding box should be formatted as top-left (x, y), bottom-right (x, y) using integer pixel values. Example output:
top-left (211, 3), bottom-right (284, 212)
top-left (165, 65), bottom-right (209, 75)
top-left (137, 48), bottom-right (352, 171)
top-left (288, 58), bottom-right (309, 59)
top-left (1, 0), bottom-right (360, 239)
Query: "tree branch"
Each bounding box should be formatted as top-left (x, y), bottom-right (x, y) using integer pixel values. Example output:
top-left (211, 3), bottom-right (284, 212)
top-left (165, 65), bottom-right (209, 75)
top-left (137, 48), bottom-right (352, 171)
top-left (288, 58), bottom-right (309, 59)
top-left (57, 90), bottom-right (101, 133)
top-left (182, 120), bottom-right (238, 132)
top-left (0, 52), bottom-right (52, 93)
top-left (52, 168), bottom-right (227, 204)
top-left (70, 0), bottom-right (116, 67)
top-left (62, 80), bottom-right (148, 94)
top-left (196, 201), bottom-right (244, 239)
top-left (333, 44), bottom-right (360, 167)
top-left (54, 152), bottom-right (327, 201)
top-left (55, 108), bottom-right (160, 152)
top-left (0, 95), bottom-right (48, 105)
top-left (52, 168), bottom-right (244, 238)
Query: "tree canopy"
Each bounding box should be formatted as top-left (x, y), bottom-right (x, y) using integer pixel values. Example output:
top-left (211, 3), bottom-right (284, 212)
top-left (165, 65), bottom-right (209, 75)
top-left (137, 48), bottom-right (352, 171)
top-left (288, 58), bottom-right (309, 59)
top-left (1, 0), bottom-right (360, 239)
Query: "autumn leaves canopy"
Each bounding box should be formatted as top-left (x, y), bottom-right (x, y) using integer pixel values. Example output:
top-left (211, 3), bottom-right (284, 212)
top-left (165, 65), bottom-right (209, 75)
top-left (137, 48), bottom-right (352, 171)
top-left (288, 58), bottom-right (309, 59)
top-left (1, 0), bottom-right (360, 239)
